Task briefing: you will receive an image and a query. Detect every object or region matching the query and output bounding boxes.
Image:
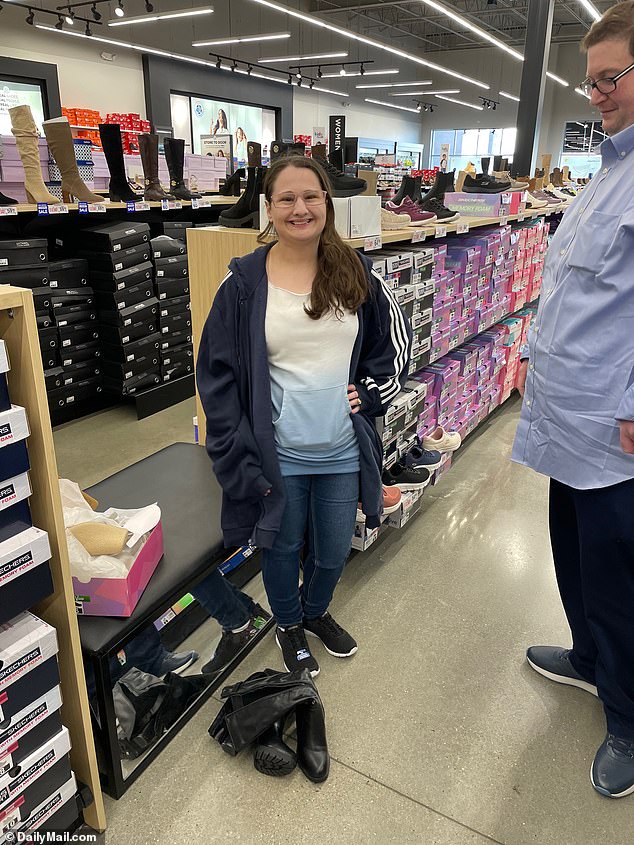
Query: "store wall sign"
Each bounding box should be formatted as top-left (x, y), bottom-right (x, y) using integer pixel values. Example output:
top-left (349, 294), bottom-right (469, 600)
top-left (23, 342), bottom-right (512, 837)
top-left (329, 115), bottom-right (345, 152)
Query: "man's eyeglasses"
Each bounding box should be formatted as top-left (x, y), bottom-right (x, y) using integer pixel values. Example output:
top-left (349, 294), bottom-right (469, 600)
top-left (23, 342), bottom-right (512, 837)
top-left (269, 190), bottom-right (328, 209)
top-left (580, 61), bottom-right (634, 97)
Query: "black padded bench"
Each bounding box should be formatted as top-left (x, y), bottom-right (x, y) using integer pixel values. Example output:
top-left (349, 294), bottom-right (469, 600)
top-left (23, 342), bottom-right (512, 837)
top-left (78, 442), bottom-right (271, 798)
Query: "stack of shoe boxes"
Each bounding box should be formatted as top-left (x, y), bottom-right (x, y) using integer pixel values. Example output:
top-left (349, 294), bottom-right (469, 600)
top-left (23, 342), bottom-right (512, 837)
top-left (0, 342), bottom-right (79, 839)
top-left (71, 222), bottom-right (161, 397)
top-left (150, 233), bottom-right (193, 382)
top-left (47, 259), bottom-right (102, 412)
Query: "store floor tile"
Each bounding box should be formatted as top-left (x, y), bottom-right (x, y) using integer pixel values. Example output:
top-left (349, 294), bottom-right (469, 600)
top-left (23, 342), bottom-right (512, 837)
top-left (54, 397), bottom-right (634, 845)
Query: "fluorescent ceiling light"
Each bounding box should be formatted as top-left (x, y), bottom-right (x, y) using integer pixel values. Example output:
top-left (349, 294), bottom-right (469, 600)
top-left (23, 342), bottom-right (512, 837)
top-left (247, 0), bottom-right (490, 88)
top-left (355, 81), bottom-right (431, 89)
top-left (417, 0), bottom-right (524, 61)
top-left (575, 86), bottom-right (591, 98)
top-left (576, 0), bottom-right (601, 21)
top-left (35, 24), bottom-right (348, 95)
top-left (390, 89), bottom-right (459, 96)
top-left (192, 32), bottom-right (289, 46)
top-left (109, 6), bottom-right (213, 26)
top-left (499, 90), bottom-right (520, 102)
top-left (435, 94), bottom-right (483, 111)
top-left (261, 51), bottom-right (348, 63)
top-left (365, 98), bottom-right (420, 113)
top-left (320, 68), bottom-right (399, 78)
top-left (546, 71), bottom-right (569, 87)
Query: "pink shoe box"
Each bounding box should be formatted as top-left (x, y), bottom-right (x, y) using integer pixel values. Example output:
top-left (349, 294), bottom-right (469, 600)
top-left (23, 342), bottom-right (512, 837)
top-left (431, 255), bottom-right (446, 278)
top-left (476, 273), bottom-right (491, 298)
top-left (447, 298), bottom-right (464, 324)
top-left (0, 161), bottom-right (50, 183)
top-left (430, 330), bottom-right (450, 362)
top-left (444, 271), bottom-right (461, 301)
top-left (427, 358), bottom-right (460, 394)
top-left (448, 322), bottom-right (463, 351)
top-left (501, 316), bottom-right (525, 344)
top-left (73, 521), bottom-right (164, 617)
top-left (0, 136), bottom-right (48, 165)
top-left (448, 347), bottom-right (478, 377)
top-left (446, 249), bottom-right (480, 277)
top-left (432, 303), bottom-right (451, 333)
top-left (432, 276), bottom-right (448, 304)
top-left (0, 183), bottom-right (27, 202)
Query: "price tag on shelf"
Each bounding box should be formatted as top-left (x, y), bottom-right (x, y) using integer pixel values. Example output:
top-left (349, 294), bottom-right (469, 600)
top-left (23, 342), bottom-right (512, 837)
top-left (364, 234), bottom-right (382, 251)
top-left (434, 225), bottom-right (447, 238)
top-left (411, 229), bottom-right (426, 243)
top-left (456, 221), bottom-right (469, 234)
top-left (161, 199), bottom-right (183, 211)
top-left (499, 216), bottom-right (508, 227)
top-left (191, 198), bottom-right (213, 210)
top-left (127, 201), bottom-right (150, 213)
top-left (37, 203), bottom-right (68, 216)
top-left (78, 202), bottom-right (107, 214)
top-left (0, 207), bottom-right (18, 217)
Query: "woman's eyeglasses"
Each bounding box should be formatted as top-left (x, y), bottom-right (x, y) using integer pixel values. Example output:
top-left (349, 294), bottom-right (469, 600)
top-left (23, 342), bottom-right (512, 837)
top-left (269, 190), bottom-right (328, 209)
top-left (580, 61), bottom-right (634, 97)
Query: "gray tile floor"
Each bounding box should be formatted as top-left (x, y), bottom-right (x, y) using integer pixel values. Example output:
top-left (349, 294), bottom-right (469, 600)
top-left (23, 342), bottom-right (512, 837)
top-left (53, 397), bottom-right (632, 845)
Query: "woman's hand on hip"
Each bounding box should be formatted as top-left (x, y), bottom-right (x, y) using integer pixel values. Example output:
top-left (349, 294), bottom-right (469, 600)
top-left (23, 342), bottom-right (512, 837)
top-left (347, 384), bottom-right (362, 414)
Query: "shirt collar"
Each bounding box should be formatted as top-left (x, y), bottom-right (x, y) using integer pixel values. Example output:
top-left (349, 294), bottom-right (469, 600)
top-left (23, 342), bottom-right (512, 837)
top-left (600, 121), bottom-right (634, 161)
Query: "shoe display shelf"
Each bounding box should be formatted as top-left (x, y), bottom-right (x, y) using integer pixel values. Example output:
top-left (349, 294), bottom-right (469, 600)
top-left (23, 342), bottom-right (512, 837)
top-left (0, 197), bottom-right (238, 217)
top-left (187, 214), bottom-right (546, 556)
top-left (0, 287), bottom-right (106, 835)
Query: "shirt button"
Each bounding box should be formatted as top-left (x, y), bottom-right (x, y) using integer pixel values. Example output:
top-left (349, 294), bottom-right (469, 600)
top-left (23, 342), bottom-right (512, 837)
top-left (560, 249), bottom-right (566, 255)
top-left (620, 151), bottom-right (626, 158)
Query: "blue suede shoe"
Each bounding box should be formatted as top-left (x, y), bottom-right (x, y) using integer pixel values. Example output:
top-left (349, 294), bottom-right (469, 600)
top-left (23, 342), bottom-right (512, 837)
top-left (591, 735), bottom-right (634, 798)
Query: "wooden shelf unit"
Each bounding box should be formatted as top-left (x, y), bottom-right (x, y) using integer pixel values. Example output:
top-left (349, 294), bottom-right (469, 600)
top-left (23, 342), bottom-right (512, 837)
top-left (0, 286), bottom-right (106, 833)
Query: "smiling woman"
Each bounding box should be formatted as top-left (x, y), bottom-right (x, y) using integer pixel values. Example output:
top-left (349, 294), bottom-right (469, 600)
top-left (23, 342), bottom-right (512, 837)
top-left (196, 153), bottom-right (412, 678)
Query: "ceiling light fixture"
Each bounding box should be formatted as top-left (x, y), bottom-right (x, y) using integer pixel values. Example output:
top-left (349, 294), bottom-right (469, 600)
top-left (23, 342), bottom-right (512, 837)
top-left (55, 14), bottom-right (64, 29)
top-left (545, 71), bottom-right (569, 87)
top-left (248, 0), bottom-right (490, 87)
top-left (435, 94), bottom-right (483, 110)
top-left (499, 90), bottom-right (520, 102)
top-left (231, 59), bottom-right (237, 71)
top-left (364, 97), bottom-right (420, 113)
top-left (390, 88), bottom-right (459, 96)
top-left (247, 64), bottom-right (253, 75)
top-left (261, 51), bottom-right (348, 63)
top-left (321, 68), bottom-right (399, 78)
top-left (25, 8), bottom-right (34, 24)
top-left (355, 80), bottom-right (432, 89)
top-left (114, 1), bottom-right (124, 18)
top-left (215, 55), bottom-right (221, 68)
top-left (417, 0), bottom-right (524, 60)
top-left (85, 21), bottom-right (92, 35)
top-left (110, 6), bottom-right (213, 26)
top-left (91, 3), bottom-right (101, 20)
top-left (317, 66), bottom-right (322, 78)
top-left (287, 73), bottom-right (292, 84)
top-left (194, 32), bottom-right (289, 47)
top-left (575, 0), bottom-right (601, 21)
top-left (64, 7), bottom-right (74, 25)
top-left (339, 66), bottom-right (346, 76)
top-left (145, 1), bottom-right (154, 11)
top-left (309, 80), bottom-right (314, 88)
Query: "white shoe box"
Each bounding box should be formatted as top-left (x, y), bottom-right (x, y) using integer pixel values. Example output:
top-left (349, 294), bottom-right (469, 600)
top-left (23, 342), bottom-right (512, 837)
top-left (0, 343), bottom-right (8, 376)
top-left (5, 772), bottom-right (77, 844)
top-left (0, 613), bottom-right (58, 694)
top-left (0, 527), bottom-right (50, 590)
top-left (333, 196), bottom-right (381, 239)
top-left (387, 489), bottom-right (423, 528)
top-left (0, 686), bottom-right (63, 760)
top-left (0, 473), bottom-right (30, 513)
top-left (0, 407), bottom-right (29, 448)
top-left (0, 726), bottom-right (70, 814)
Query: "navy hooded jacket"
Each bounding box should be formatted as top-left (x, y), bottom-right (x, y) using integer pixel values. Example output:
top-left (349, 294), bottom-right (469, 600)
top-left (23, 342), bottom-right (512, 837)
top-left (196, 242), bottom-right (412, 550)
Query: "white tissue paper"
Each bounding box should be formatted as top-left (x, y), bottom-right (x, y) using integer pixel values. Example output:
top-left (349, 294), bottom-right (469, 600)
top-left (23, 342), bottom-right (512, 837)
top-left (59, 479), bottom-right (161, 583)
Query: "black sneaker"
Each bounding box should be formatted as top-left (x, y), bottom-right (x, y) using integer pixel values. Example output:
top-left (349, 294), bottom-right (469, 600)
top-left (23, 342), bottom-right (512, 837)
top-left (304, 612), bottom-right (358, 657)
top-left (158, 650), bottom-right (199, 676)
top-left (382, 461), bottom-right (430, 491)
top-left (463, 173), bottom-right (511, 194)
top-left (313, 157), bottom-right (367, 198)
top-left (276, 624), bottom-right (320, 677)
top-left (202, 625), bottom-right (257, 676)
top-left (418, 195), bottom-right (460, 223)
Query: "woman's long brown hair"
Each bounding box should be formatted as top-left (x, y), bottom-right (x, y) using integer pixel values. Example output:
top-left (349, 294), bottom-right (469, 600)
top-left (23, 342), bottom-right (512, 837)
top-left (257, 156), bottom-right (369, 320)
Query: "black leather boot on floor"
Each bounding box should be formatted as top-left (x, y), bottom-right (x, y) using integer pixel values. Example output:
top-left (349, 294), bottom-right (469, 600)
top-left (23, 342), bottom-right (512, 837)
top-left (253, 719), bottom-right (297, 777)
top-left (295, 696), bottom-right (329, 783)
top-left (164, 137), bottom-right (202, 200)
top-left (99, 123), bottom-right (140, 202)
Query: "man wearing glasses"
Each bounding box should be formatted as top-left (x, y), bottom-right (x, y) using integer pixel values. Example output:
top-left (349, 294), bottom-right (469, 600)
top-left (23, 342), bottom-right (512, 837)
top-left (513, 1), bottom-right (634, 798)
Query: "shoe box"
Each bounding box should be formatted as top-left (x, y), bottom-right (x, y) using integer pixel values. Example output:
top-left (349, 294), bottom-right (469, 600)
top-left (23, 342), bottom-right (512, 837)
top-left (160, 311), bottom-right (191, 336)
top-left (351, 519), bottom-right (384, 552)
top-left (32, 288), bottom-right (53, 313)
top-left (57, 323), bottom-right (99, 349)
top-left (160, 329), bottom-right (192, 352)
top-left (0, 500), bottom-right (32, 545)
top-left (155, 277), bottom-right (190, 300)
top-left (90, 261), bottom-right (154, 293)
top-left (154, 255), bottom-right (188, 279)
top-left (59, 341), bottom-right (100, 368)
top-left (48, 259), bottom-right (89, 290)
top-left (102, 368), bottom-right (161, 396)
top-left (0, 239), bottom-right (48, 271)
top-left (0, 266), bottom-right (50, 290)
top-left (56, 359), bottom-right (102, 385)
top-left (386, 489), bottom-right (423, 529)
top-left (150, 236), bottom-right (186, 259)
top-left (61, 221), bottom-right (150, 253)
top-left (95, 280), bottom-right (155, 313)
top-left (159, 296), bottom-right (190, 320)
top-left (1, 771), bottom-right (77, 842)
top-left (0, 406), bottom-right (29, 449)
top-left (0, 524), bottom-right (53, 627)
top-left (100, 352), bottom-right (160, 382)
top-left (99, 296), bottom-right (158, 329)
top-left (53, 304), bottom-right (97, 328)
top-left (99, 310), bottom-right (158, 347)
top-left (0, 686), bottom-right (63, 771)
top-left (100, 332), bottom-right (161, 364)
top-left (333, 196), bottom-right (382, 239)
top-left (159, 221), bottom-right (192, 242)
top-left (47, 377), bottom-right (103, 409)
top-left (77, 242), bottom-right (151, 272)
top-left (36, 314), bottom-right (53, 331)
top-left (161, 343), bottom-right (193, 371)
top-left (38, 329), bottom-right (59, 369)
top-left (0, 344), bottom-right (9, 414)
top-left (0, 727), bottom-right (71, 817)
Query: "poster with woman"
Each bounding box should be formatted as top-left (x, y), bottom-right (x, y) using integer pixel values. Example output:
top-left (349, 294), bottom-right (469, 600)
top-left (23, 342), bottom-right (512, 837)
top-left (189, 97), bottom-right (275, 167)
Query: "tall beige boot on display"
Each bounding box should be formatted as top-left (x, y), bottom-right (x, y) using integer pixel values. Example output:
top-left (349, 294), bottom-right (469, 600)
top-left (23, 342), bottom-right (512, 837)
top-left (42, 117), bottom-right (103, 203)
top-left (9, 105), bottom-right (59, 204)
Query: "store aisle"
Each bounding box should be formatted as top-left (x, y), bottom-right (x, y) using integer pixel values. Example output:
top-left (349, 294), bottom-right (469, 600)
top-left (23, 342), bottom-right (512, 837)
top-left (54, 399), bottom-right (632, 845)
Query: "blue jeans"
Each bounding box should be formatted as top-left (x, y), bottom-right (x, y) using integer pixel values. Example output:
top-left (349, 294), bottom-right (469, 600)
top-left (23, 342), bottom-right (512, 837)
top-left (261, 473), bottom-right (359, 627)
top-left (192, 568), bottom-right (255, 632)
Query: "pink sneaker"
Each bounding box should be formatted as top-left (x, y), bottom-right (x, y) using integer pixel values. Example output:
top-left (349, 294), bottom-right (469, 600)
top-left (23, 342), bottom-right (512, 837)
top-left (385, 196), bottom-right (436, 227)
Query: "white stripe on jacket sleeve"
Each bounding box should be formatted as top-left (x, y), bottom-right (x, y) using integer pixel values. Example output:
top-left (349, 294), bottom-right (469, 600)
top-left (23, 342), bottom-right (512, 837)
top-left (365, 269), bottom-right (410, 406)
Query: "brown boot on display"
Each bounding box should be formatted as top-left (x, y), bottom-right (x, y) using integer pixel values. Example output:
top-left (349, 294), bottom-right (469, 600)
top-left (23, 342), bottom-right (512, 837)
top-left (138, 133), bottom-right (174, 201)
top-left (311, 143), bottom-right (327, 159)
top-left (455, 170), bottom-right (468, 192)
top-left (98, 123), bottom-right (139, 202)
top-left (551, 167), bottom-right (563, 187)
top-left (164, 137), bottom-right (202, 200)
top-left (9, 105), bottom-right (59, 204)
top-left (42, 117), bottom-right (103, 203)
top-left (247, 141), bottom-right (262, 168)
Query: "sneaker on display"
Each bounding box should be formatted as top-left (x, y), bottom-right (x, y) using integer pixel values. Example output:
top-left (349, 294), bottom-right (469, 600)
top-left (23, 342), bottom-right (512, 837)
top-left (462, 173), bottom-right (511, 194)
top-left (417, 195), bottom-right (460, 223)
top-left (303, 612), bottom-right (358, 658)
top-left (159, 649), bottom-right (199, 676)
top-left (381, 207), bottom-right (411, 230)
top-left (527, 193), bottom-right (549, 209)
top-left (386, 196), bottom-right (437, 226)
top-left (276, 624), bottom-right (320, 677)
top-left (421, 425), bottom-right (462, 454)
top-left (356, 485), bottom-right (402, 521)
top-left (405, 445), bottom-right (443, 471)
top-left (382, 461), bottom-right (431, 491)
top-left (492, 170), bottom-right (529, 191)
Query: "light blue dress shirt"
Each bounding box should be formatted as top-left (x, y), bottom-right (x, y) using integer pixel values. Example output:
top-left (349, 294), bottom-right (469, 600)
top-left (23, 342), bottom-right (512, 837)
top-left (512, 121), bottom-right (634, 489)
